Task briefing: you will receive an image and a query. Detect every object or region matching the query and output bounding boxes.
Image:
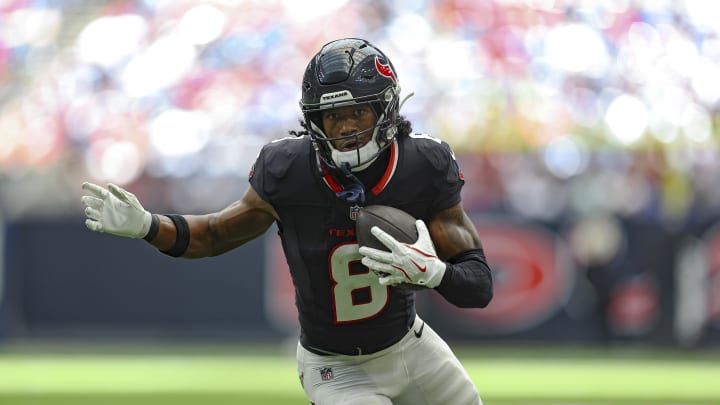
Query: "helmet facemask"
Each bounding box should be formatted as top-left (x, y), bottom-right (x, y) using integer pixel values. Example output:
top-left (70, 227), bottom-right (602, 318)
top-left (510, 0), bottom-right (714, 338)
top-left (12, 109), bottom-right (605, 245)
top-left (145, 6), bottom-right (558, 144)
top-left (305, 86), bottom-right (400, 172)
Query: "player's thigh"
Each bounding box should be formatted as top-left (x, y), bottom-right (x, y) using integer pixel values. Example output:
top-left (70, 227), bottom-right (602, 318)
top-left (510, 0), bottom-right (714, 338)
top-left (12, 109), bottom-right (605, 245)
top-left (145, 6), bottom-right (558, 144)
top-left (398, 323), bottom-right (482, 405)
top-left (332, 393), bottom-right (393, 405)
top-left (304, 373), bottom-right (393, 405)
top-left (297, 344), bottom-right (393, 405)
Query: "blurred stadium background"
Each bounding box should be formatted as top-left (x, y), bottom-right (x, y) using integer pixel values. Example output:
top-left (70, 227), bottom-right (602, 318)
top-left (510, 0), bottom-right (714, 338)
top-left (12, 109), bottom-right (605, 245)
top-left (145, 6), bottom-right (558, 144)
top-left (1, 0), bottom-right (720, 403)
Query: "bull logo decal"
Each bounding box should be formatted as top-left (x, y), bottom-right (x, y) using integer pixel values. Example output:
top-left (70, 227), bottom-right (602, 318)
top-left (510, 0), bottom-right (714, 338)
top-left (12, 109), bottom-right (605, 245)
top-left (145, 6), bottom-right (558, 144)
top-left (375, 56), bottom-right (396, 83)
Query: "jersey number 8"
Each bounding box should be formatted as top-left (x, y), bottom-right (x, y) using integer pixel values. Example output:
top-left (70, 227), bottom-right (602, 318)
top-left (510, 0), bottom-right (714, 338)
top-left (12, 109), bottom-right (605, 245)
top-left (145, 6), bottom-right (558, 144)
top-left (329, 244), bottom-right (389, 323)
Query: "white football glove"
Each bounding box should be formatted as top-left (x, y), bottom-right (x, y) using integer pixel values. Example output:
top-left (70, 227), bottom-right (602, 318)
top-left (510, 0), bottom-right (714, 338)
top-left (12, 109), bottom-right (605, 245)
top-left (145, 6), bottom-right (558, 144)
top-left (81, 182), bottom-right (152, 238)
top-left (359, 220), bottom-right (446, 288)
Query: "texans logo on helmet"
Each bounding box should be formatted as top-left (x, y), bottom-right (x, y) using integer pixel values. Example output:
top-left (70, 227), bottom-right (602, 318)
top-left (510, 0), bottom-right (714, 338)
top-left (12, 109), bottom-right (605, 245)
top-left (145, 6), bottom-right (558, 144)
top-left (375, 56), bottom-right (396, 83)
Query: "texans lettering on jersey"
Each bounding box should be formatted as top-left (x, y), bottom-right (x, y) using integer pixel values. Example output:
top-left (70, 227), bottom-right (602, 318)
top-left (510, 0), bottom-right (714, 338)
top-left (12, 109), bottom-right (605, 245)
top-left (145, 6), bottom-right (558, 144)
top-left (249, 133), bottom-right (464, 355)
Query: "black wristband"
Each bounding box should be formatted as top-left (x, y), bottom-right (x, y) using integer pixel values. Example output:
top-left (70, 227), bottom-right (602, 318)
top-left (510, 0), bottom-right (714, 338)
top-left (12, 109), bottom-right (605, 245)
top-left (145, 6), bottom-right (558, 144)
top-left (143, 214), bottom-right (160, 241)
top-left (160, 214), bottom-right (190, 257)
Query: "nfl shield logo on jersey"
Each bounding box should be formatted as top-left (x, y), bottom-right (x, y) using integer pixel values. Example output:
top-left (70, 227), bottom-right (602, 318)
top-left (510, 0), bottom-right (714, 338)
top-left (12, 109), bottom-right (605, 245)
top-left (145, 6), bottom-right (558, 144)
top-left (320, 367), bottom-right (334, 381)
top-left (349, 204), bottom-right (361, 221)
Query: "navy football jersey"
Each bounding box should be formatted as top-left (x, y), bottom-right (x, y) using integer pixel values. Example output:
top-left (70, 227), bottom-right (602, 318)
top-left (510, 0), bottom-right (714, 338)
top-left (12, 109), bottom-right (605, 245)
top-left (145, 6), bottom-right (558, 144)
top-left (249, 133), bottom-right (464, 355)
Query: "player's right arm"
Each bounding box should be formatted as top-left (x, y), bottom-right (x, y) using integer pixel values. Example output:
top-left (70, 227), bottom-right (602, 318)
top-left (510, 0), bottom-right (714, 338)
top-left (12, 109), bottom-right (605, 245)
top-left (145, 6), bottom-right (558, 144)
top-left (81, 182), bottom-right (278, 259)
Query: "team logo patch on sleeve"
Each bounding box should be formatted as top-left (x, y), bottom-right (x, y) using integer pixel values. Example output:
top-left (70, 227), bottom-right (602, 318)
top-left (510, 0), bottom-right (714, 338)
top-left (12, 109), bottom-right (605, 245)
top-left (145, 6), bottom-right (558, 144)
top-left (320, 367), bottom-right (334, 381)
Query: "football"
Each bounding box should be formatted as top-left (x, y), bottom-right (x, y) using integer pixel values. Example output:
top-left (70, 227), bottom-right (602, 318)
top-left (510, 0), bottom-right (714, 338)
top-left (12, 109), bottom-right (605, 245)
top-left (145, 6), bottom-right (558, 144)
top-left (356, 205), bottom-right (428, 291)
top-left (356, 205), bottom-right (418, 251)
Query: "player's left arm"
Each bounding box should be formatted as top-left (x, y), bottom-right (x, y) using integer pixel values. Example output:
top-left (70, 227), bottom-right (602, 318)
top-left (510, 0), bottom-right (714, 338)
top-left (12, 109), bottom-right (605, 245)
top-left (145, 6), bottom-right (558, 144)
top-left (427, 203), bottom-right (493, 308)
top-left (427, 203), bottom-right (480, 260)
top-left (359, 202), bottom-right (493, 308)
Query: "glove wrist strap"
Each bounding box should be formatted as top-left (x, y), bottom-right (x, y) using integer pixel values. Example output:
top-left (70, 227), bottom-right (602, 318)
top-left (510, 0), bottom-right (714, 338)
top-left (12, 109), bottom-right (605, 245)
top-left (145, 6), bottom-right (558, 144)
top-left (426, 261), bottom-right (447, 288)
top-left (143, 214), bottom-right (160, 241)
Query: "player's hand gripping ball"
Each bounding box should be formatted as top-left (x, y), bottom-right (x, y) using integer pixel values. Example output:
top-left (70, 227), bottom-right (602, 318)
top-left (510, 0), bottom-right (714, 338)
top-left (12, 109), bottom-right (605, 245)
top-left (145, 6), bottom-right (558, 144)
top-left (356, 205), bottom-right (446, 289)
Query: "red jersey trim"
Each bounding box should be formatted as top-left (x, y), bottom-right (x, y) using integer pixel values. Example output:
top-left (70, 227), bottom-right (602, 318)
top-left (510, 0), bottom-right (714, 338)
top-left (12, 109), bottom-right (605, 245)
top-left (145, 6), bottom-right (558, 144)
top-left (371, 140), bottom-right (398, 195)
top-left (321, 165), bottom-right (343, 193)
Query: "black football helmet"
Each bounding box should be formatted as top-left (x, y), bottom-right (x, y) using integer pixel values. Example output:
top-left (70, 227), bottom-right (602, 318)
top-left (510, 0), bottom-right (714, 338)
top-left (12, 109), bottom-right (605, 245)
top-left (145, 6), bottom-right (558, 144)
top-left (300, 38), bottom-right (402, 172)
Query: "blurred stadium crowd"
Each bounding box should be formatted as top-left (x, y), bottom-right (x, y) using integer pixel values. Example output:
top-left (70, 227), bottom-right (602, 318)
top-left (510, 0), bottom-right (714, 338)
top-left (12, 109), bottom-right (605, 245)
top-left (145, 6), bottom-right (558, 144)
top-left (0, 0), bottom-right (719, 226)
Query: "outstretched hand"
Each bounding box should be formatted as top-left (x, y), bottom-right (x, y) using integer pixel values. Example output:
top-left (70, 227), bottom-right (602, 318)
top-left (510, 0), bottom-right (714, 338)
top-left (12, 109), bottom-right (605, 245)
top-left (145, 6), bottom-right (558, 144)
top-left (81, 182), bottom-right (152, 238)
top-left (359, 219), bottom-right (446, 288)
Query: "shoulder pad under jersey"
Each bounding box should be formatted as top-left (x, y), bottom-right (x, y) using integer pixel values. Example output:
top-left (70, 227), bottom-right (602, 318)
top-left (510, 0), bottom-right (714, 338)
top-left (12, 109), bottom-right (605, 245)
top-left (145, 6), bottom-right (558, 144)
top-left (407, 132), bottom-right (456, 172)
top-left (259, 135), bottom-right (311, 180)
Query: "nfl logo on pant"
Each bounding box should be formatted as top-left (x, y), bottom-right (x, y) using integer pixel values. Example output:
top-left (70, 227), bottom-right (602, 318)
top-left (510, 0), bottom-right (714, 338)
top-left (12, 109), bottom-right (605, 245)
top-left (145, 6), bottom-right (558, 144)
top-left (320, 367), bottom-right (334, 381)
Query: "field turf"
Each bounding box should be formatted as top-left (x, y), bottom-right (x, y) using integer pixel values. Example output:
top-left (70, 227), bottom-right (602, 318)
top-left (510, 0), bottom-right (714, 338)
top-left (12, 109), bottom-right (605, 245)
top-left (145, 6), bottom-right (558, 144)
top-left (0, 343), bottom-right (718, 404)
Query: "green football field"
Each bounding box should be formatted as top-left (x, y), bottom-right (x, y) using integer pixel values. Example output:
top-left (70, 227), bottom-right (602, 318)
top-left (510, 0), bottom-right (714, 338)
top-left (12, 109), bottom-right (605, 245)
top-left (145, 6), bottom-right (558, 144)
top-left (0, 343), bottom-right (718, 405)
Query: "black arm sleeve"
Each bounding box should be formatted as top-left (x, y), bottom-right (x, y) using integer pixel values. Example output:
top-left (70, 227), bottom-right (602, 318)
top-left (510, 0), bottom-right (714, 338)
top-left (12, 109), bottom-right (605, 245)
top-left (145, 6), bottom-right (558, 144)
top-left (435, 248), bottom-right (493, 308)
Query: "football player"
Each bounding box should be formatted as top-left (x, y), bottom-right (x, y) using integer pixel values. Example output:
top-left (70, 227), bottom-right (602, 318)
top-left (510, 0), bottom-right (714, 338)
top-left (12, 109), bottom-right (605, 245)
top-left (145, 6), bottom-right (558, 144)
top-left (81, 38), bottom-right (493, 405)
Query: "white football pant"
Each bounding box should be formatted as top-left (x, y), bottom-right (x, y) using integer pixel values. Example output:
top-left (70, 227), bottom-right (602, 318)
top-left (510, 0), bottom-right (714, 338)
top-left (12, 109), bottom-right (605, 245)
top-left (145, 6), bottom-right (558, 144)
top-left (297, 315), bottom-right (483, 405)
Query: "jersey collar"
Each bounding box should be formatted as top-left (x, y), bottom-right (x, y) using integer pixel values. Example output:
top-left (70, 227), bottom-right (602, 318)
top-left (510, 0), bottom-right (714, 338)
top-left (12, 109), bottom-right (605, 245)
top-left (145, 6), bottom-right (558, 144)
top-left (319, 139), bottom-right (398, 197)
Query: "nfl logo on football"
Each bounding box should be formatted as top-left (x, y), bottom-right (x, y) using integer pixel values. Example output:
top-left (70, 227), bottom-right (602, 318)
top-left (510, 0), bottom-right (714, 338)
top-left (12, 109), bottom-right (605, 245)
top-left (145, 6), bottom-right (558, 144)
top-left (320, 367), bottom-right (334, 381)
